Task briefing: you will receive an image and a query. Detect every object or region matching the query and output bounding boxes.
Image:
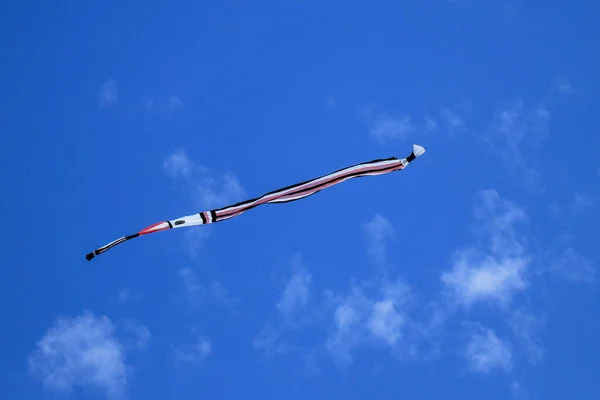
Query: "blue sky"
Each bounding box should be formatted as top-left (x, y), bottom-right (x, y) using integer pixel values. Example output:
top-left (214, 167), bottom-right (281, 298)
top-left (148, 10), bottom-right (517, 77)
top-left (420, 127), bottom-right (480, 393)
top-left (1, 0), bottom-right (599, 399)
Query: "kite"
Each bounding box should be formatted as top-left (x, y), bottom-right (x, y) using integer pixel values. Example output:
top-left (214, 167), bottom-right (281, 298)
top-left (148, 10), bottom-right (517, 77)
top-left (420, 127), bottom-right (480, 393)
top-left (86, 143), bottom-right (426, 261)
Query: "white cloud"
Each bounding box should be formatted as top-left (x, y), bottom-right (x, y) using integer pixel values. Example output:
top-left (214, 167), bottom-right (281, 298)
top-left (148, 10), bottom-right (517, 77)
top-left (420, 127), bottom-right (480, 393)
top-left (177, 267), bottom-right (236, 309)
top-left (163, 149), bottom-right (196, 179)
top-left (366, 107), bottom-right (444, 142)
top-left (253, 324), bottom-right (290, 356)
top-left (178, 267), bottom-right (201, 299)
top-left (547, 192), bottom-right (596, 221)
top-left (441, 189), bottom-right (530, 308)
top-left (253, 215), bottom-right (431, 365)
top-left (508, 310), bottom-right (544, 365)
top-left (163, 149), bottom-right (246, 211)
top-left (162, 149), bottom-right (245, 254)
top-left (116, 288), bottom-right (141, 304)
top-left (570, 191), bottom-right (595, 214)
top-left (368, 112), bottom-right (415, 143)
top-left (117, 288), bottom-right (131, 303)
top-left (483, 99), bottom-right (551, 190)
top-left (196, 338), bottom-right (212, 358)
top-left (464, 326), bottom-right (512, 374)
top-left (182, 226), bottom-right (211, 256)
top-left (145, 95), bottom-right (183, 114)
top-left (29, 312), bottom-right (128, 399)
top-left (325, 278), bottom-right (412, 363)
top-left (367, 299), bottom-right (407, 346)
top-left (254, 255), bottom-right (316, 356)
top-left (323, 214), bottom-right (418, 362)
top-left (325, 285), bottom-right (371, 362)
top-left (441, 107), bottom-right (466, 133)
top-left (122, 320), bottom-right (151, 349)
top-left (364, 213), bottom-right (394, 267)
top-left (174, 336), bottom-right (212, 364)
top-left (442, 251), bottom-right (528, 308)
top-left (168, 95), bottom-right (183, 111)
top-left (325, 96), bottom-right (336, 109)
top-left (510, 381), bottom-right (529, 399)
top-left (98, 78), bottom-right (118, 105)
top-left (193, 171), bottom-right (246, 210)
top-left (556, 77), bottom-right (575, 95)
top-left (276, 263), bottom-right (312, 319)
top-left (424, 114), bottom-right (437, 132)
top-left (548, 247), bottom-right (595, 283)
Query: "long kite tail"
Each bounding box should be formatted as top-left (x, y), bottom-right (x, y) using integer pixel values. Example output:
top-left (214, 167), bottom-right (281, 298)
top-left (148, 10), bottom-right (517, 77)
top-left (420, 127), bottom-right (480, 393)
top-left (85, 144), bottom-right (426, 261)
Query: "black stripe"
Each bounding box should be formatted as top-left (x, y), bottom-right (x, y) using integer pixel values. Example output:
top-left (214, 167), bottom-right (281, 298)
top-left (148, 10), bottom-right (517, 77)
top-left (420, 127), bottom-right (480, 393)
top-left (86, 233), bottom-right (141, 261)
top-left (213, 157), bottom-right (399, 213)
top-left (167, 220), bottom-right (173, 228)
top-left (210, 210), bottom-right (217, 223)
top-left (406, 153), bottom-right (415, 163)
top-left (199, 212), bottom-right (207, 224)
top-left (217, 161), bottom-right (403, 219)
top-left (268, 188), bottom-right (325, 203)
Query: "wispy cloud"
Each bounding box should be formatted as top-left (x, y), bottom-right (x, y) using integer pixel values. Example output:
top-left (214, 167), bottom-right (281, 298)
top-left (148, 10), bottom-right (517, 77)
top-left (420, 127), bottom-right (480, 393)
top-left (324, 95), bottom-right (336, 109)
top-left (255, 214), bottom-right (440, 366)
top-left (98, 78), bottom-right (118, 106)
top-left (163, 149), bottom-right (246, 210)
top-left (481, 78), bottom-right (574, 191)
top-left (548, 191), bottom-right (596, 224)
top-left (168, 95), bottom-right (183, 111)
top-left (424, 114), bottom-right (437, 132)
top-left (191, 171), bottom-right (246, 210)
top-left (364, 213), bottom-right (394, 268)
top-left (555, 76), bottom-right (575, 96)
top-left (177, 266), bottom-right (237, 310)
top-left (253, 189), bottom-right (591, 380)
top-left (464, 325), bottom-right (512, 374)
top-left (548, 247), bottom-right (595, 283)
top-left (570, 191), bottom-right (595, 214)
top-left (324, 284), bottom-right (372, 362)
top-left (145, 95), bottom-right (183, 114)
top-left (510, 381), bottom-right (529, 399)
top-left (163, 149), bottom-right (199, 179)
top-left (254, 255), bottom-right (316, 356)
top-left (483, 99), bottom-right (550, 189)
top-left (508, 310), bottom-right (544, 365)
top-left (122, 319), bottom-right (151, 349)
top-left (162, 149), bottom-right (245, 254)
top-left (367, 111), bottom-right (415, 143)
top-left (365, 106), bottom-right (443, 143)
top-left (441, 189), bottom-right (530, 308)
top-left (116, 288), bottom-right (141, 304)
top-left (323, 214), bottom-right (422, 363)
top-left (29, 312), bottom-right (131, 399)
top-left (441, 107), bottom-right (467, 134)
top-left (325, 277), bottom-right (413, 363)
top-left (276, 262), bottom-right (312, 319)
top-left (181, 227), bottom-right (211, 256)
top-left (118, 288), bottom-right (131, 303)
top-left (173, 336), bottom-right (212, 365)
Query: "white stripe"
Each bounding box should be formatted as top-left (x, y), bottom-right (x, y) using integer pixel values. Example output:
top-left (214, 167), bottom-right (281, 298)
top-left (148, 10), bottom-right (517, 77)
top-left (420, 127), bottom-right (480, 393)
top-left (216, 159), bottom-right (400, 216)
top-left (168, 213), bottom-right (204, 228)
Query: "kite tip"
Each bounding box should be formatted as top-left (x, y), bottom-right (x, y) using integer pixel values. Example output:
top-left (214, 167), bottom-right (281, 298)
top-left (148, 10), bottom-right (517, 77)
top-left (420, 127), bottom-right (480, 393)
top-left (86, 252), bottom-right (96, 261)
top-left (412, 144), bottom-right (426, 158)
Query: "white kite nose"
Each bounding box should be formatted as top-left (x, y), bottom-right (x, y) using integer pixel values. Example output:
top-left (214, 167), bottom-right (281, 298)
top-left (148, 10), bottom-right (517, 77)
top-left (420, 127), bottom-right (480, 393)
top-left (412, 144), bottom-right (426, 157)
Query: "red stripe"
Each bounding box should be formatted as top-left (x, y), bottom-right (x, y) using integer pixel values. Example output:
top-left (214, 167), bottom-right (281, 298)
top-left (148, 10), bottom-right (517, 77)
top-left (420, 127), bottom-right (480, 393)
top-left (139, 221), bottom-right (169, 235)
